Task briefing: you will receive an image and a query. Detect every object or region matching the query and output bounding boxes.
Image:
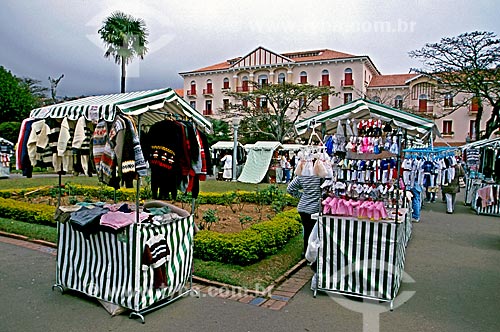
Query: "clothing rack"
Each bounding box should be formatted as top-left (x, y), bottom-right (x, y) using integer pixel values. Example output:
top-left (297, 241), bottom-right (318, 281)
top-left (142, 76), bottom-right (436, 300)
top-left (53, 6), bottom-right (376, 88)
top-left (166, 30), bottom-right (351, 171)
top-left (21, 89), bottom-right (212, 322)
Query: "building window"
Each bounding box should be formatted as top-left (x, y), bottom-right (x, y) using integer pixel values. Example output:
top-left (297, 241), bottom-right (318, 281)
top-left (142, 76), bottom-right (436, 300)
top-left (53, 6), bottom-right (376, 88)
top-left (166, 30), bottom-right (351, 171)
top-left (241, 76), bottom-right (249, 92)
top-left (204, 100), bottom-right (212, 115)
top-left (189, 81), bottom-right (196, 95)
top-left (394, 95), bottom-right (403, 109)
top-left (223, 99), bottom-right (229, 110)
top-left (321, 95), bottom-right (329, 111)
top-left (344, 93), bottom-right (353, 104)
top-left (470, 97), bottom-right (480, 112)
top-left (300, 71), bottom-right (308, 84)
top-left (258, 74), bottom-right (268, 87)
top-left (299, 96), bottom-right (306, 108)
top-left (204, 79), bottom-right (213, 94)
top-left (190, 101), bottom-right (196, 110)
top-left (469, 120), bottom-right (477, 140)
top-left (444, 93), bottom-right (453, 107)
top-left (442, 120), bottom-right (453, 135)
top-left (256, 97), bottom-right (267, 109)
top-left (223, 77), bottom-right (230, 89)
top-left (418, 94), bottom-right (428, 112)
top-left (343, 68), bottom-right (353, 86)
top-left (278, 73), bottom-right (286, 84)
top-left (320, 69), bottom-right (330, 86)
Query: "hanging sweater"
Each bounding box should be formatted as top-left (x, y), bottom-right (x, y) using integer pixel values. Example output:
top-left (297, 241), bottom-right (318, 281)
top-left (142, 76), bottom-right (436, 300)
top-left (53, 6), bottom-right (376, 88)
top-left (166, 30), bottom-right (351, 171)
top-left (92, 120), bottom-right (108, 178)
top-left (142, 234), bottom-right (170, 289)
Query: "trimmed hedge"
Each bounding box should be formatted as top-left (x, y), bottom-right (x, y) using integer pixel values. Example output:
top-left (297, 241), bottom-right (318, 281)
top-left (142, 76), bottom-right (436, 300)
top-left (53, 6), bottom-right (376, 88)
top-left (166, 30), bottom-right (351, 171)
top-left (0, 184), bottom-right (299, 206)
top-left (0, 185), bottom-right (302, 266)
top-left (0, 198), bottom-right (56, 226)
top-left (193, 209), bottom-right (302, 266)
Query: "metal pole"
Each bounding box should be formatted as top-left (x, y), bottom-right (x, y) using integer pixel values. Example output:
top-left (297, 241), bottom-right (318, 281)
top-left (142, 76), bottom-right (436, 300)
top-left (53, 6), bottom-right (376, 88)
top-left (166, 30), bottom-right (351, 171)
top-left (232, 122), bottom-right (239, 182)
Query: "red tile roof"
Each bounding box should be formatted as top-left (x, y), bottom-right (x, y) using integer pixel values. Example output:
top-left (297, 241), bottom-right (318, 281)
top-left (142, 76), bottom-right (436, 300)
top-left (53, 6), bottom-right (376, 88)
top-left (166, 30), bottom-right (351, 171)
top-left (174, 88), bottom-right (184, 97)
top-left (282, 49), bottom-right (357, 62)
top-left (368, 74), bottom-right (418, 87)
top-left (184, 48), bottom-right (360, 74)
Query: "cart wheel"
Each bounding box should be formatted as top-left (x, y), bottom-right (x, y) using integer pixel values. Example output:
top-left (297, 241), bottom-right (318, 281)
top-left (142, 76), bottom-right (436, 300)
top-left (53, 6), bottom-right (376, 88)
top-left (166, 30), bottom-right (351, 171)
top-left (52, 284), bottom-right (64, 293)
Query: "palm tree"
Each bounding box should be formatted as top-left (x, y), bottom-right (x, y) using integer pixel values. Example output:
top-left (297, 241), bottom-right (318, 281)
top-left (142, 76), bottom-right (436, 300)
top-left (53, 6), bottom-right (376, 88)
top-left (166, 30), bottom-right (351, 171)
top-left (98, 11), bottom-right (148, 93)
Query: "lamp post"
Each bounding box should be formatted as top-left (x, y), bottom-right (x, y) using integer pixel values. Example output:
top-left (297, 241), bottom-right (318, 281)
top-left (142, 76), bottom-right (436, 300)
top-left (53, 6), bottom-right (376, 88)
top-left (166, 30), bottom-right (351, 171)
top-left (232, 116), bottom-right (241, 182)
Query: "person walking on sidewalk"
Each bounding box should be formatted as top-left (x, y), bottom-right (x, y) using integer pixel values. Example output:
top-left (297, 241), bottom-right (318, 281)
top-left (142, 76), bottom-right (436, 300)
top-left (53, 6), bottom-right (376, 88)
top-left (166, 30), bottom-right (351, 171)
top-left (442, 162), bottom-right (465, 214)
top-left (286, 174), bottom-right (322, 256)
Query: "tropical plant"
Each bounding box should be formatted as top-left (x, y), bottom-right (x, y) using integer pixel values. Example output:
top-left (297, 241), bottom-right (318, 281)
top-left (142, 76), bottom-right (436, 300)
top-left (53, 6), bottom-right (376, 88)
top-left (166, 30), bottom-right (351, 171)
top-left (98, 11), bottom-right (149, 93)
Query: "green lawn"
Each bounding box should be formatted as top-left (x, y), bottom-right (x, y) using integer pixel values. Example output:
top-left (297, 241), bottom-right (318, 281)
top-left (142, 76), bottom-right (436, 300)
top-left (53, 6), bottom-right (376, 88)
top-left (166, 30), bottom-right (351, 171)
top-left (0, 174), bottom-right (288, 193)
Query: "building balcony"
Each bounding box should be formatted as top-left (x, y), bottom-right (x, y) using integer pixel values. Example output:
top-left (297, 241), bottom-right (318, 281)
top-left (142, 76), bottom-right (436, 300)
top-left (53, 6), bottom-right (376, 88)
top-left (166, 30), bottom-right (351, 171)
top-left (236, 86), bottom-right (250, 92)
top-left (186, 90), bottom-right (197, 98)
top-left (318, 81), bottom-right (331, 87)
top-left (341, 79), bottom-right (354, 88)
top-left (441, 132), bottom-right (455, 138)
top-left (202, 109), bottom-right (213, 116)
top-left (469, 104), bottom-right (479, 115)
top-left (203, 88), bottom-right (213, 96)
top-left (412, 105), bottom-right (434, 114)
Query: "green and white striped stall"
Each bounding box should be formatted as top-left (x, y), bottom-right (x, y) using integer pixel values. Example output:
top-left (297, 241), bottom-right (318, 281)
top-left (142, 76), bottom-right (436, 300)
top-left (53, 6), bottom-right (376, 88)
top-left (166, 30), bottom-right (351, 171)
top-left (30, 88), bottom-right (212, 134)
top-left (295, 98), bottom-right (438, 140)
top-left (314, 215), bottom-right (409, 307)
top-left (55, 215), bottom-right (195, 322)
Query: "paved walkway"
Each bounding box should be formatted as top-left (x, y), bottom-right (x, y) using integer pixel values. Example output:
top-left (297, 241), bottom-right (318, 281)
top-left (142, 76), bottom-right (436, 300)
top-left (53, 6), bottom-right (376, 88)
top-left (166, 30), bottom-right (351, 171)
top-left (1, 192), bottom-right (499, 331)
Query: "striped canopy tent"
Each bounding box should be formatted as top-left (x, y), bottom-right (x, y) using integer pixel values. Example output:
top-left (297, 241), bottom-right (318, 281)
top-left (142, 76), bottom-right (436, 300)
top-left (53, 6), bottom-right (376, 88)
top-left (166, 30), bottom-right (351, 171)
top-left (30, 88), bottom-right (212, 133)
top-left (210, 140), bottom-right (244, 150)
top-left (295, 98), bottom-right (438, 140)
top-left (238, 141), bottom-right (283, 183)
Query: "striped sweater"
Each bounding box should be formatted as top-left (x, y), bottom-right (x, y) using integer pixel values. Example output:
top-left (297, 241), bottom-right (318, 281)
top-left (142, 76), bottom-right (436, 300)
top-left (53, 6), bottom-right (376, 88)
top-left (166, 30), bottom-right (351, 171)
top-left (286, 175), bottom-right (322, 215)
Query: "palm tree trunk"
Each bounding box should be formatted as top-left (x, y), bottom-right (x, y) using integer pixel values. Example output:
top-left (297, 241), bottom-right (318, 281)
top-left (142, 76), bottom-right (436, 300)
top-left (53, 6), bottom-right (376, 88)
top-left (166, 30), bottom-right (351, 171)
top-left (121, 57), bottom-right (126, 93)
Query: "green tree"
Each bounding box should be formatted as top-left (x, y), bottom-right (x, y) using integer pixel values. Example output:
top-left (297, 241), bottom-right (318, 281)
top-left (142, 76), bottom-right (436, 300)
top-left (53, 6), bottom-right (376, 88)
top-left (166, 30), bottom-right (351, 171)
top-left (0, 122), bottom-right (21, 143)
top-left (206, 119), bottom-right (231, 146)
top-left (409, 31), bottom-right (500, 139)
top-left (222, 82), bottom-right (337, 143)
top-left (98, 11), bottom-right (149, 93)
top-left (0, 66), bottom-right (41, 122)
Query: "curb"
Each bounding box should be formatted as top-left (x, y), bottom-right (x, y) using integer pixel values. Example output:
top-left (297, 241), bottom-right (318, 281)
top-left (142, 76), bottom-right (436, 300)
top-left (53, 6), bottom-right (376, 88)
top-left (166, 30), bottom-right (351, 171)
top-left (192, 258), bottom-right (307, 298)
top-left (0, 230), bottom-right (57, 248)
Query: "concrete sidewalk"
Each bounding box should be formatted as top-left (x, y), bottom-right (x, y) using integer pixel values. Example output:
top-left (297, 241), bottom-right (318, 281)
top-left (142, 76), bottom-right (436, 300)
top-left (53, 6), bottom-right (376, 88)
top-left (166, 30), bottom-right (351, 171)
top-left (1, 193), bottom-right (499, 332)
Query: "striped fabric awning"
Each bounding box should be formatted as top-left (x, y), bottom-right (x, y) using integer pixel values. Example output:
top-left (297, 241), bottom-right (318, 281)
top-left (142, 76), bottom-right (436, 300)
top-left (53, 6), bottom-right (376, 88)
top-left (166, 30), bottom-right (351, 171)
top-left (30, 88), bottom-right (212, 133)
top-left (295, 98), bottom-right (438, 139)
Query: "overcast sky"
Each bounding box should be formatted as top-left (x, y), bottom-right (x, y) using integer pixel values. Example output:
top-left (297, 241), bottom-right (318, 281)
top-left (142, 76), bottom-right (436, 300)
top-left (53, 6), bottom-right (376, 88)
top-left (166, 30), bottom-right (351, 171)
top-left (1, 0), bottom-right (498, 98)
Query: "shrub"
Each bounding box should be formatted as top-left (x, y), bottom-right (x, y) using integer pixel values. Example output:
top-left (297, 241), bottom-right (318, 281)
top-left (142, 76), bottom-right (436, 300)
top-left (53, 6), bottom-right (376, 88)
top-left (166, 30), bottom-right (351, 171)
top-left (0, 198), bottom-right (56, 226)
top-left (193, 209), bottom-right (301, 266)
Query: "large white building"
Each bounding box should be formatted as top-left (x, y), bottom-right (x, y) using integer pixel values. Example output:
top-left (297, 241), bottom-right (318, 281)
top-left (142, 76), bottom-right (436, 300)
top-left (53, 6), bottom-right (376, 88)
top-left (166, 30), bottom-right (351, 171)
top-left (179, 46), bottom-right (493, 145)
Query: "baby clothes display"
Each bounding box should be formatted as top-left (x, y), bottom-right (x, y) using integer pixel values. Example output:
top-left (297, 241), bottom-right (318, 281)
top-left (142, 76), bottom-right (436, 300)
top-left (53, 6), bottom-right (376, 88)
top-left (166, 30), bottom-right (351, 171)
top-left (324, 118), bottom-right (400, 157)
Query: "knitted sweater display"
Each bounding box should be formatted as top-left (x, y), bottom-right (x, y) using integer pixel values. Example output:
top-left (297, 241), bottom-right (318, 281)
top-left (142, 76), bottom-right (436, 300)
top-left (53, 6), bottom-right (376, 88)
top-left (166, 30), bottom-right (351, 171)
top-left (142, 235), bottom-right (170, 289)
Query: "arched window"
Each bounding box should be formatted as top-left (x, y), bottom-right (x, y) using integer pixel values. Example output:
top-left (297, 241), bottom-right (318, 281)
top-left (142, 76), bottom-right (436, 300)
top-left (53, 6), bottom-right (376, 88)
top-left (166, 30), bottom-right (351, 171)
top-left (278, 73), bottom-right (286, 84)
top-left (444, 93), bottom-right (453, 107)
top-left (394, 95), bottom-right (403, 109)
top-left (241, 76), bottom-right (249, 92)
top-left (204, 79), bottom-right (213, 94)
top-left (418, 94), bottom-right (428, 112)
top-left (321, 69), bottom-right (330, 86)
top-left (300, 71), bottom-right (308, 84)
top-left (223, 77), bottom-right (230, 90)
top-left (343, 68), bottom-right (353, 86)
top-left (258, 74), bottom-right (268, 87)
top-left (189, 80), bottom-right (196, 95)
